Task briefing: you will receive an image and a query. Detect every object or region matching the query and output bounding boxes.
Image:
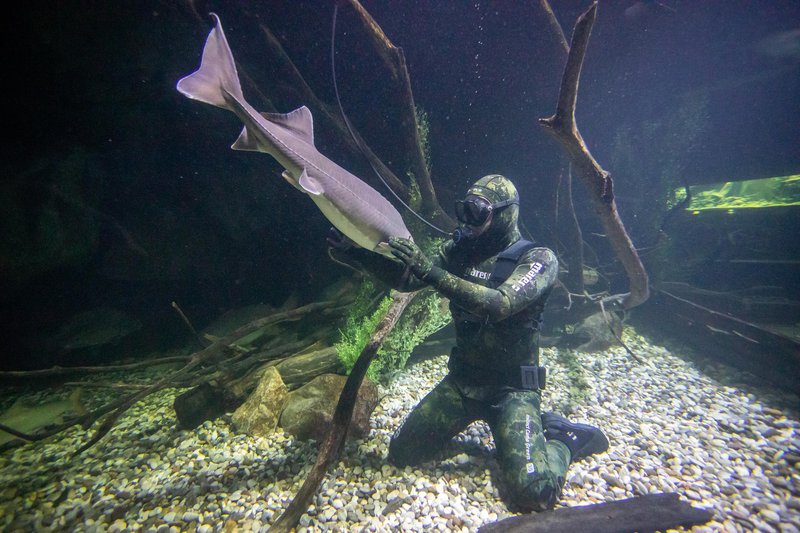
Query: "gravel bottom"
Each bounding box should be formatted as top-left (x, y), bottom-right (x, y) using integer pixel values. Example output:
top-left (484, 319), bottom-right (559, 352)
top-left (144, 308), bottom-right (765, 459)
top-left (0, 328), bottom-right (798, 532)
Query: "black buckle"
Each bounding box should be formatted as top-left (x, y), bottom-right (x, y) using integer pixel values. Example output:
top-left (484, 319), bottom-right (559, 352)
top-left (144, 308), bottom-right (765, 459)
top-left (520, 365), bottom-right (546, 390)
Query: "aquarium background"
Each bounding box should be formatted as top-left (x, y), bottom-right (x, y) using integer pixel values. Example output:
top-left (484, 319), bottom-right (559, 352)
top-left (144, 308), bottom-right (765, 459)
top-left (1, 0), bottom-right (799, 371)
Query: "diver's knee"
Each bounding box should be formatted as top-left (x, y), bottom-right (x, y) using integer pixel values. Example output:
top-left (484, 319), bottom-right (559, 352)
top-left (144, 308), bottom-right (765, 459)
top-left (506, 472), bottom-right (562, 512)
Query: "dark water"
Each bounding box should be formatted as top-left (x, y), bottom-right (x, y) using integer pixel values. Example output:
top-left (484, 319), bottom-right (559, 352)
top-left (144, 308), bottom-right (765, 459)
top-left (1, 1), bottom-right (799, 373)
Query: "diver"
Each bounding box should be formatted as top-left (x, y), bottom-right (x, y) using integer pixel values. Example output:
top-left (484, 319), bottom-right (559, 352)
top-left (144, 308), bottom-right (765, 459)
top-left (327, 174), bottom-right (609, 511)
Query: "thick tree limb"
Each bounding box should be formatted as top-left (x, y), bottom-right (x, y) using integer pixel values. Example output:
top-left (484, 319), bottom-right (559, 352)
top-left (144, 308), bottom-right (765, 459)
top-left (539, 2), bottom-right (649, 309)
top-left (478, 492), bottom-right (713, 533)
top-left (271, 290), bottom-right (416, 533)
top-left (0, 301), bottom-right (342, 452)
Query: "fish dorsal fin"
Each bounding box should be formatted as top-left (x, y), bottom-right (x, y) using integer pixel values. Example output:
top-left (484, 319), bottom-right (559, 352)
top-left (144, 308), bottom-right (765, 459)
top-left (261, 106), bottom-right (314, 145)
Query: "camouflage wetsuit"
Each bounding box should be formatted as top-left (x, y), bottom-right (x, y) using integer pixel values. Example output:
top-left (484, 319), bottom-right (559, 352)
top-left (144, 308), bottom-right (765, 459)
top-left (334, 175), bottom-right (571, 511)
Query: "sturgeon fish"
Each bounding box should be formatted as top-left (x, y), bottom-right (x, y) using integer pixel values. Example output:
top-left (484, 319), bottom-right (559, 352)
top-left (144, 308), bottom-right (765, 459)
top-left (177, 14), bottom-right (412, 256)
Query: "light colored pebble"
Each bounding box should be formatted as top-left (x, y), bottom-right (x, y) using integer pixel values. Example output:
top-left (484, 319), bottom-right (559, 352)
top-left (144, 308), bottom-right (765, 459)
top-left (0, 333), bottom-right (797, 532)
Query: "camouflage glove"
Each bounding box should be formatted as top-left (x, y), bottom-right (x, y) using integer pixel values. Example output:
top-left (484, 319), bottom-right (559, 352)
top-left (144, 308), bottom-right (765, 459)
top-left (389, 237), bottom-right (433, 281)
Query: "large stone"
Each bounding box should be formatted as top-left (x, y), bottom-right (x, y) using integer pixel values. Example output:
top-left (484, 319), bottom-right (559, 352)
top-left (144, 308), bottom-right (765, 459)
top-left (572, 310), bottom-right (623, 352)
top-left (174, 382), bottom-right (239, 430)
top-left (279, 373), bottom-right (379, 442)
top-left (231, 366), bottom-right (288, 437)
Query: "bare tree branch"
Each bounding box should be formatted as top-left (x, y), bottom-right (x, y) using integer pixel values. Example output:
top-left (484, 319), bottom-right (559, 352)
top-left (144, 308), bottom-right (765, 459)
top-left (271, 290), bottom-right (417, 532)
top-left (344, 0), bottom-right (454, 229)
top-left (539, 2), bottom-right (649, 309)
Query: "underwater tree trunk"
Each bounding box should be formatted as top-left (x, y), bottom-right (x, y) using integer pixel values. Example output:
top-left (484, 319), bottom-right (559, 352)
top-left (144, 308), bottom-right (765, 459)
top-left (538, 2), bottom-right (649, 309)
top-left (271, 290), bottom-right (416, 533)
top-left (344, 0), bottom-right (454, 231)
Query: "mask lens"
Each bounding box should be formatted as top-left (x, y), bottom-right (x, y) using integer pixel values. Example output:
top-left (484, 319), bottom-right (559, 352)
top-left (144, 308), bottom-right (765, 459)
top-left (455, 195), bottom-right (492, 225)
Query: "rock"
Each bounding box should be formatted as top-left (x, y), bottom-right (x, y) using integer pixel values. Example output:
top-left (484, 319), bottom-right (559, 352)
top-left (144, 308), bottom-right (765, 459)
top-left (279, 373), bottom-right (379, 442)
top-left (174, 382), bottom-right (239, 430)
top-left (231, 367), bottom-right (288, 438)
top-left (571, 311), bottom-right (623, 352)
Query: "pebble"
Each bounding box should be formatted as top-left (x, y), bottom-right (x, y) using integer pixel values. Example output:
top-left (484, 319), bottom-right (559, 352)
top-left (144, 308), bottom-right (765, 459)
top-left (0, 332), bottom-right (798, 531)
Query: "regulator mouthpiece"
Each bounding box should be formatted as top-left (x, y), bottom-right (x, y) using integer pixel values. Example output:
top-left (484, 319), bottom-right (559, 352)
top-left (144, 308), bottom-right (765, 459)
top-left (452, 226), bottom-right (477, 244)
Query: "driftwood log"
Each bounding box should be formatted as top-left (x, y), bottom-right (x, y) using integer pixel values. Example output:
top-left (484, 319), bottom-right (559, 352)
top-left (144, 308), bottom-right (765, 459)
top-left (0, 356), bottom-right (189, 381)
top-left (173, 346), bottom-right (343, 429)
top-left (0, 300), bottom-right (347, 451)
top-left (270, 290), bottom-right (416, 533)
top-left (478, 493), bottom-right (714, 533)
top-left (538, 2), bottom-right (649, 310)
top-left (640, 285), bottom-right (800, 393)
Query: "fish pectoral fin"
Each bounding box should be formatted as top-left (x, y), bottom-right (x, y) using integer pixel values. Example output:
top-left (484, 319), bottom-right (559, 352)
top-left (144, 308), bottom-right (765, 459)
top-left (231, 125), bottom-right (262, 152)
top-left (296, 169), bottom-right (324, 196)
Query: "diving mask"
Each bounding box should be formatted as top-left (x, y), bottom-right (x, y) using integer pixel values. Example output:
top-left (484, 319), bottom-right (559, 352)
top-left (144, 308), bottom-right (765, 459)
top-left (455, 194), bottom-right (517, 227)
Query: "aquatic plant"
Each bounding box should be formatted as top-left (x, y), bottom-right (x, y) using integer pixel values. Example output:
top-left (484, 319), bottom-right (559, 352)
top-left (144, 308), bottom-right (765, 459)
top-left (335, 282), bottom-right (451, 382)
top-left (331, 102), bottom-right (444, 385)
top-left (379, 288), bottom-right (451, 377)
top-left (334, 280), bottom-right (392, 381)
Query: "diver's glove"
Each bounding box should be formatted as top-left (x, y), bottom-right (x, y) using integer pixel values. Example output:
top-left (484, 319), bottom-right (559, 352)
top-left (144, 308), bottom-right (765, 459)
top-left (389, 237), bottom-right (434, 281)
top-left (327, 227), bottom-right (355, 251)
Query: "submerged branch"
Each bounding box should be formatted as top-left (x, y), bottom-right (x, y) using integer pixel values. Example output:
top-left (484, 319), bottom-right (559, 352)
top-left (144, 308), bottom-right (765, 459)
top-left (535, 1), bottom-right (584, 295)
top-left (271, 290), bottom-right (417, 532)
top-left (256, 21), bottom-right (409, 198)
top-left (537, 0), bottom-right (569, 55)
top-left (538, 2), bottom-right (649, 309)
top-left (344, 0), bottom-right (453, 229)
top-left (0, 356), bottom-right (189, 381)
top-left (559, 164), bottom-right (586, 294)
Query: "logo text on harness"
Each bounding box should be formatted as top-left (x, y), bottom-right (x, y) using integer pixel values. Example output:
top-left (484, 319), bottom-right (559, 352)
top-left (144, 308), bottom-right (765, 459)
top-left (512, 262), bottom-right (544, 292)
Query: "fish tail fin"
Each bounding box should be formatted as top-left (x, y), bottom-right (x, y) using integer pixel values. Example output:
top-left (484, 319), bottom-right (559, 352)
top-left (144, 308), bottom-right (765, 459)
top-left (176, 13), bottom-right (244, 110)
top-left (69, 388), bottom-right (88, 416)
